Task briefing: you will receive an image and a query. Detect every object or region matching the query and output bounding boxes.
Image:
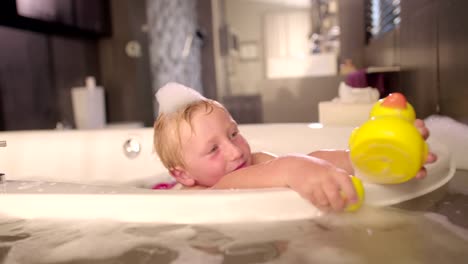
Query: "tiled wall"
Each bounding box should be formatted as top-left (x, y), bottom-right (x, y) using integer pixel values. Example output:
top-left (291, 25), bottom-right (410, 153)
top-left (146, 0), bottom-right (203, 114)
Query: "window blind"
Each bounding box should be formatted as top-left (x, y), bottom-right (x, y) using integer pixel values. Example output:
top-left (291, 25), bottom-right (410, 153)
top-left (366, 0), bottom-right (401, 40)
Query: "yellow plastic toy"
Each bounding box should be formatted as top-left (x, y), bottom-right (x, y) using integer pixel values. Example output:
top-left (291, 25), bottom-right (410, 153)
top-left (345, 176), bottom-right (365, 212)
top-left (349, 93), bottom-right (429, 185)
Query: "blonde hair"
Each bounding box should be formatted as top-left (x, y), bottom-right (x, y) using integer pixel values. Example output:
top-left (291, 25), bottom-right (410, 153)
top-left (153, 99), bottom-right (227, 169)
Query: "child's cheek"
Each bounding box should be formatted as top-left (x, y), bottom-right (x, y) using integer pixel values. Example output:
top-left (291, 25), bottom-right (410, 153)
top-left (207, 151), bottom-right (220, 161)
top-left (233, 136), bottom-right (245, 144)
top-left (236, 136), bottom-right (249, 149)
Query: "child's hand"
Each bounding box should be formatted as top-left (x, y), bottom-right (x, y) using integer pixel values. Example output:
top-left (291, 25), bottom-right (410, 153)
top-left (284, 155), bottom-right (358, 212)
top-left (414, 119), bottom-right (437, 179)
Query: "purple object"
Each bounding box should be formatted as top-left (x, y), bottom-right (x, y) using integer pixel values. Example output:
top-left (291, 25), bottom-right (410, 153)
top-left (152, 182), bottom-right (177, 190)
top-left (345, 69), bottom-right (368, 88)
top-left (367, 72), bottom-right (385, 96)
top-left (345, 69), bottom-right (385, 96)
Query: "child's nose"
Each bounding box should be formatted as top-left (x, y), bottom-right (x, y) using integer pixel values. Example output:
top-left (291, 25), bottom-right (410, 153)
top-left (225, 142), bottom-right (243, 161)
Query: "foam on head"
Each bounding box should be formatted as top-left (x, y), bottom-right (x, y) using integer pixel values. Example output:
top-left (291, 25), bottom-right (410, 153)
top-left (153, 82), bottom-right (226, 170)
top-left (156, 82), bottom-right (206, 115)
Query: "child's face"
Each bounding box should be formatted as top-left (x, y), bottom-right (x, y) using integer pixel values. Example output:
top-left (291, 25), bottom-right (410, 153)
top-left (173, 106), bottom-right (252, 187)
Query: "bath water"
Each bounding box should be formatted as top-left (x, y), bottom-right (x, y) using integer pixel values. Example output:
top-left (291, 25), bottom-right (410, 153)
top-left (1, 170), bottom-right (468, 263)
top-left (1, 199), bottom-right (468, 263)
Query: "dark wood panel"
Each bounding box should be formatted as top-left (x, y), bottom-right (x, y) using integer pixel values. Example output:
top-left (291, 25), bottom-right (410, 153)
top-left (98, 0), bottom-right (154, 126)
top-left (437, 0), bottom-right (468, 123)
top-left (399, 1), bottom-right (438, 118)
top-left (338, 0), bottom-right (366, 68)
top-left (0, 0), bottom-right (109, 38)
top-left (51, 36), bottom-right (100, 127)
top-left (16, 0), bottom-right (74, 26)
top-left (0, 26), bottom-right (57, 130)
top-left (365, 29), bottom-right (399, 67)
top-left (401, 0), bottom-right (435, 13)
top-left (74, 0), bottom-right (110, 34)
top-left (197, 0), bottom-right (218, 100)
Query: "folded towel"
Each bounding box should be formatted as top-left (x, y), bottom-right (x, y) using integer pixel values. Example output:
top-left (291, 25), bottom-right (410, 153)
top-left (334, 82), bottom-right (380, 103)
top-left (425, 115), bottom-right (468, 170)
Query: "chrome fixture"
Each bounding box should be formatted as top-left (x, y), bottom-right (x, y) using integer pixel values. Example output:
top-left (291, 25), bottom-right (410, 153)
top-left (123, 138), bottom-right (141, 159)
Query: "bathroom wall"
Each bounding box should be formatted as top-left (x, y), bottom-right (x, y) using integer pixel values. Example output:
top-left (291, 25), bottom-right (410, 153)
top-left (436, 0), bottom-right (468, 124)
top-left (223, 0), bottom-right (344, 123)
top-left (98, 0), bottom-right (154, 126)
top-left (146, 0), bottom-right (203, 115)
top-left (339, 0), bottom-right (468, 123)
top-left (0, 0), bottom-right (209, 130)
top-left (4, 0), bottom-right (466, 130)
top-left (197, 0), bottom-right (218, 100)
top-left (0, 0), bottom-right (159, 130)
top-left (224, 0), bottom-right (287, 96)
top-left (259, 76), bottom-right (343, 122)
top-left (0, 27), bottom-right (101, 130)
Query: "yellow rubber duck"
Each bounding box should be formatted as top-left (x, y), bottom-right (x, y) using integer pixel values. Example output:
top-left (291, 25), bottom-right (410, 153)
top-left (349, 93), bottom-right (429, 184)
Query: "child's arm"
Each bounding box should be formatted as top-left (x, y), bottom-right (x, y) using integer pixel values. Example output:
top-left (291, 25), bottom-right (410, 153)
top-left (308, 150), bottom-right (353, 174)
top-left (251, 151), bottom-right (276, 164)
top-left (212, 154), bottom-right (357, 212)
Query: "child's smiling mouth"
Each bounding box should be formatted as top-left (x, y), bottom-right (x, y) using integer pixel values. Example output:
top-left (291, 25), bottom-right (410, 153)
top-left (234, 161), bottom-right (247, 171)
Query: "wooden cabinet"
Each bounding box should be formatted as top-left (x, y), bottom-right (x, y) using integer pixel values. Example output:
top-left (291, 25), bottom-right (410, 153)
top-left (399, 0), bottom-right (468, 122)
top-left (0, 0), bottom-right (110, 37)
top-left (437, 0), bottom-right (468, 123)
top-left (399, 0), bottom-right (439, 118)
top-left (15, 0), bottom-right (75, 26)
top-left (0, 26), bottom-right (101, 130)
top-left (74, 0), bottom-right (110, 34)
top-left (0, 0), bottom-right (154, 130)
top-left (0, 27), bottom-right (57, 130)
top-left (0, 0), bottom-right (110, 130)
top-left (0, 27), bottom-right (101, 130)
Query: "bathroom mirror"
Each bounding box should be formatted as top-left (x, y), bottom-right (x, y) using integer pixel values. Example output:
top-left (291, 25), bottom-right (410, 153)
top-left (223, 0), bottom-right (340, 82)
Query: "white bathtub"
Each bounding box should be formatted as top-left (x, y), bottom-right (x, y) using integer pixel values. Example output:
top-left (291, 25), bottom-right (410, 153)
top-left (0, 124), bottom-right (455, 223)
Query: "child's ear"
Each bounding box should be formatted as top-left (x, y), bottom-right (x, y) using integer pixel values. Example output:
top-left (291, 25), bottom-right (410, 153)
top-left (170, 167), bottom-right (196, 186)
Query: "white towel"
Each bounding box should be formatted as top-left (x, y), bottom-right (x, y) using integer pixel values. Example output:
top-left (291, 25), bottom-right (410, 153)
top-left (425, 115), bottom-right (468, 170)
top-left (334, 82), bottom-right (380, 103)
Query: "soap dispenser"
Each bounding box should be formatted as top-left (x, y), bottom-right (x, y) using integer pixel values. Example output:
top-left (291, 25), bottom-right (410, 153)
top-left (71, 76), bottom-right (107, 129)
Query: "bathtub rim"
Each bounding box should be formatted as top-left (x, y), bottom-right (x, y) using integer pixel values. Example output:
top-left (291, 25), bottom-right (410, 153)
top-left (0, 123), bottom-right (457, 224)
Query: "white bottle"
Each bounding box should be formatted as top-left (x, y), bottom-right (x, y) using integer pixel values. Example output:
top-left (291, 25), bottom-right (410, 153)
top-left (71, 76), bottom-right (107, 129)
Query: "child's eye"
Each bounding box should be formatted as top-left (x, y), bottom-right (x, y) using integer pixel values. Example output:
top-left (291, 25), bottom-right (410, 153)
top-left (209, 145), bottom-right (218, 153)
top-left (230, 131), bottom-right (239, 138)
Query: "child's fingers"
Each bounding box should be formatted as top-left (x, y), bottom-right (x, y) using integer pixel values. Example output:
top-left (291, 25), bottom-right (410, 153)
top-left (334, 173), bottom-right (357, 204)
top-left (414, 118), bottom-right (424, 128)
top-left (312, 188), bottom-right (330, 208)
top-left (416, 152), bottom-right (437, 180)
top-left (306, 195), bottom-right (317, 207)
top-left (306, 196), bottom-right (330, 212)
top-left (322, 181), bottom-right (345, 211)
top-left (415, 167), bottom-right (427, 180)
top-left (426, 152), bottom-right (437, 164)
top-left (414, 119), bottom-right (430, 139)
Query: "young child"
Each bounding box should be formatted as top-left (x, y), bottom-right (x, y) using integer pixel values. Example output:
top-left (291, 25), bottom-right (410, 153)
top-left (153, 82), bottom-right (436, 212)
